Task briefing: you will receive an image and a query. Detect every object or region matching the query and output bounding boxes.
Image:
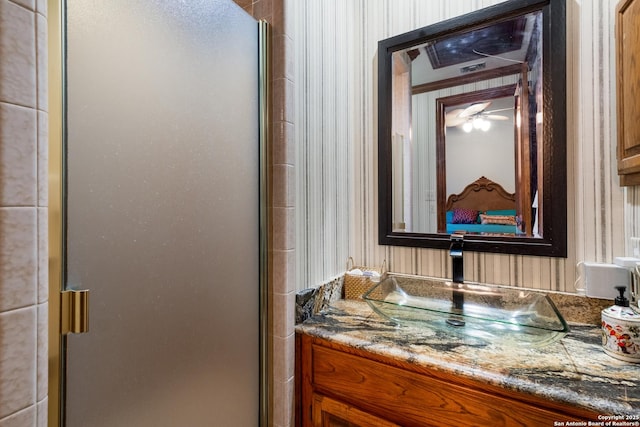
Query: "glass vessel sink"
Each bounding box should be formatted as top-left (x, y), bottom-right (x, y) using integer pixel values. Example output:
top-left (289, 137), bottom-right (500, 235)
top-left (363, 276), bottom-right (569, 347)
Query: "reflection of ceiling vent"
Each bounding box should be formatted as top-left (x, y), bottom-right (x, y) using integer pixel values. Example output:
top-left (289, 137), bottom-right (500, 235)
top-left (460, 62), bottom-right (486, 73)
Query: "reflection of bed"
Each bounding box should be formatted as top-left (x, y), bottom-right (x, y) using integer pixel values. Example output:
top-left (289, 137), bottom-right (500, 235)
top-left (445, 176), bottom-right (518, 235)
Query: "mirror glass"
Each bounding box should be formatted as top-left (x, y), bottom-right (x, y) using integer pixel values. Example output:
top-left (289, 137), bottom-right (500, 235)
top-left (378, 0), bottom-right (566, 257)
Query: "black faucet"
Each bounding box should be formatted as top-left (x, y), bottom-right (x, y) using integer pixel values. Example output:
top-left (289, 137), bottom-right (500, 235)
top-left (450, 233), bottom-right (464, 311)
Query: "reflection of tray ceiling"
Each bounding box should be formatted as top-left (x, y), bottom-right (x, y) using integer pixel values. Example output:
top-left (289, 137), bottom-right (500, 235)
top-left (426, 17), bottom-right (527, 69)
top-left (408, 12), bottom-right (540, 87)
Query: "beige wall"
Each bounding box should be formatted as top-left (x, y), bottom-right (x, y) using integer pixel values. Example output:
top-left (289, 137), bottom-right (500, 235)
top-left (0, 0), bottom-right (49, 425)
top-left (294, 0), bottom-right (637, 294)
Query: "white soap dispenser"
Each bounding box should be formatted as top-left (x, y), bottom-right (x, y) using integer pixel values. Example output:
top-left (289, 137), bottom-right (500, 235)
top-left (601, 286), bottom-right (640, 363)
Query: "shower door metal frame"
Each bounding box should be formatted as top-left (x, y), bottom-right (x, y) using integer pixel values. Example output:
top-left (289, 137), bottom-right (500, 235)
top-left (47, 1), bottom-right (271, 425)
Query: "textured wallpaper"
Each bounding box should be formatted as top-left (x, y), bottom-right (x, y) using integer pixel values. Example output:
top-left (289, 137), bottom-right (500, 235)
top-left (294, 0), bottom-right (629, 293)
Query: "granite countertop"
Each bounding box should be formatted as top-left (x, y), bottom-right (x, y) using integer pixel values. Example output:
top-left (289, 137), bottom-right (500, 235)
top-left (296, 299), bottom-right (640, 417)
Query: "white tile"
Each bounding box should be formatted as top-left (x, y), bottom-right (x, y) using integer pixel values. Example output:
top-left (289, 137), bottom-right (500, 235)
top-left (0, 405), bottom-right (36, 427)
top-left (0, 306), bottom-right (37, 419)
top-left (272, 78), bottom-right (293, 124)
top-left (272, 333), bottom-right (294, 386)
top-left (0, 0), bottom-right (36, 107)
top-left (272, 377), bottom-right (294, 427)
top-left (9, 0), bottom-right (35, 11)
top-left (36, 303), bottom-right (47, 401)
top-left (272, 164), bottom-right (294, 208)
top-left (271, 121), bottom-right (294, 166)
top-left (36, 398), bottom-right (46, 427)
top-left (271, 291), bottom-right (294, 338)
top-left (272, 207), bottom-right (294, 251)
top-left (37, 111), bottom-right (47, 207)
top-left (0, 208), bottom-right (37, 311)
top-left (36, 398), bottom-right (49, 427)
top-left (36, 12), bottom-right (46, 111)
top-left (35, 0), bottom-right (44, 17)
top-left (37, 207), bottom-right (47, 303)
top-left (272, 249), bottom-right (294, 294)
top-left (0, 103), bottom-right (37, 207)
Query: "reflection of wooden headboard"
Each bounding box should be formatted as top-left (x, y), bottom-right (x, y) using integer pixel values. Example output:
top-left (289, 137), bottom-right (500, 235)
top-left (445, 176), bottom-right (516, 212)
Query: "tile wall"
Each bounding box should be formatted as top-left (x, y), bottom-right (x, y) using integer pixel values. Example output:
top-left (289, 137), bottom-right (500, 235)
top-left (1, 0), bottom-right (296, 425)
top-left (0, 0), bottom-right (49, 425)
top-left (0, 0), bottom-right (296, 425)
top-left (234, 1), bottom-right (296, 426)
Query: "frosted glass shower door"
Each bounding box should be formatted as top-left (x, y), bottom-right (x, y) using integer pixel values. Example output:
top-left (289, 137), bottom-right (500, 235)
top-left (63, 1), bottom-right (260, 426)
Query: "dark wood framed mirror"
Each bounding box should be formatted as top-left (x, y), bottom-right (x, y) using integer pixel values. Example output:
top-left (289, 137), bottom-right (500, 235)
top-left (378, 0), bottom-right (566, 257)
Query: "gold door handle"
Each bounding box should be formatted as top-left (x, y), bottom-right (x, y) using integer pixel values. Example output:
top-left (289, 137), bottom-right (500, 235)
top-left (61, 290), bottom-right (89, 334)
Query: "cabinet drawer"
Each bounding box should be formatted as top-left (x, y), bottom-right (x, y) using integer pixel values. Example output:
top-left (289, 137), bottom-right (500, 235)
top-left (312, 393), bottom-right (401, 427)
top-left (312, 344), bottom-right (582, 427)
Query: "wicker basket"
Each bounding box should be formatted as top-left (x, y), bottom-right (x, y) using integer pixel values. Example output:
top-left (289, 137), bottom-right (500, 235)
top-left (344, 257), bottom-right (387, 300)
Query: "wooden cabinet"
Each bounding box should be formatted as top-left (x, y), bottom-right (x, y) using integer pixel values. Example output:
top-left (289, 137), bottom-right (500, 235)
top-left (616, 0), bottom-right (640, 185)
top-left (312, 394), bottom-right (400, 427)
top-left (296, 333), bottom-right (600, 427)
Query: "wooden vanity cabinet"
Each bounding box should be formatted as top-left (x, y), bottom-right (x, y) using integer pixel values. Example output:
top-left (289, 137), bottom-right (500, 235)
top-left (296, 333), bottom-right (599, 427)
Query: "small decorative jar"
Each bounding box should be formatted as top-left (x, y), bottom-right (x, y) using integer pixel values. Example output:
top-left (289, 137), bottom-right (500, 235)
top-left (601, 286), bottom-right (640, 363)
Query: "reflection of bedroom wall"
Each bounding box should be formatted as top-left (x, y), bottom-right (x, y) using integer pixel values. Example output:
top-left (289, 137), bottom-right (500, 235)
top-left (445, 116), bottom-right (515, 195)
top-left (412, 76), bottom-right (517, 233)
top-left (294, 0), bottom-right (628, 294)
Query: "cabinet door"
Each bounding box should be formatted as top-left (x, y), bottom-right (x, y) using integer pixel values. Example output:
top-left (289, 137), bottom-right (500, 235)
top-left (617, 0), bottom-right (640, 185)
top-left (312, 394), bottom-right (402, 427)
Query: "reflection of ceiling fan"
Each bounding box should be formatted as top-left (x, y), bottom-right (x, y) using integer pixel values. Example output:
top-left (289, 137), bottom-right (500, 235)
top-left (445, 101), bottom-right (511, 132)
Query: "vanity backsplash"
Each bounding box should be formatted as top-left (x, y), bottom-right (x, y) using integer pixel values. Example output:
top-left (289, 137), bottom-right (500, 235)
top-left (295, 275), bottom-right (343, 324)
